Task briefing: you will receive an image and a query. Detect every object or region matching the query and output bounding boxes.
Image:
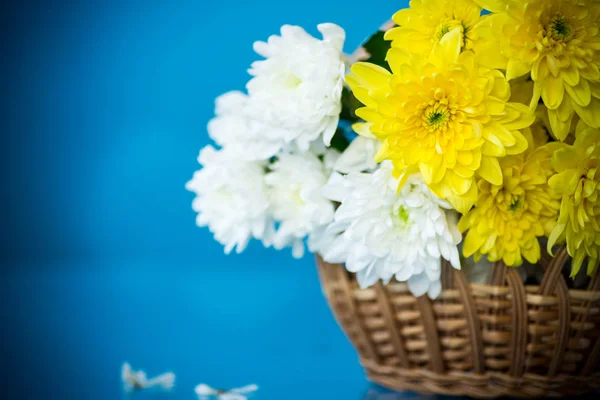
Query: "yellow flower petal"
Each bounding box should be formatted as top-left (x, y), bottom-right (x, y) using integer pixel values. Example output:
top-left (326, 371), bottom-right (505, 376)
top-left (430, 28), bottom-right (462, 67)
top-left (572, 97), bottom-right (600, 128)
top-left (587, 258), bottom-right (599, 276)
top-left (561, 63), bottom-right (580, 87)
top-left (449, 170), bottom-right (473, 195)
top-left (352, 122), bottom-right (376, 139)
top-left (474, 41), bottom-right (508, 70)
top-left (448, 181), bottom-right (478, 214)
top-left (501, 103), bottom-right (536, 130)
top-left (463, 228), bottom-right (486, 257)
top-left (541, 75), bottom-right (564, 110)
top-left (386, 48), bottom-right (411, 75)
top-left (548, 107), bottom-right (573, 141)
top-left (477, 156), bottom-right (503, 185)
top-left (390, 8), bottom-right (412, 27)
top-left (571, 249), bottom-right (586, 277)
top-left (473, 0), bottom-right (507, 13)
top-left (482, 139), bottom-right (506, 157)
top-left (565, 79), bottom-right (591, 107)
top-left (350, 62), bottom-right (391, 89)
top-left (521, 239), bottom-right (541, 264)
top-left (506, 58), bottom-right (530, 81)
top-left (355, 107), bottom-right (382, 123)
top-left (346, 82), bottom-right (378, 109)
top-left (374, 142), bottom-right (392, 162)
top-left (505, 130), bottom-right (529, 155)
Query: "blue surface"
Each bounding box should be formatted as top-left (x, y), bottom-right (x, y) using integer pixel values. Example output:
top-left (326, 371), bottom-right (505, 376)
top-left (1, 1), bottom-right (413, 399)
top-left (3, 262), bottom-right (368, 399)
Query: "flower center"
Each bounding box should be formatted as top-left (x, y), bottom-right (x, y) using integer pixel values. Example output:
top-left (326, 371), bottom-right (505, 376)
top-left (283, 72), bottom-right (302, 88)
top-left (439, 25), bottom-right (450, 37)
top-left (434, 18), bottom-right (464, 42)
top-left (508, 197), bottom-right (522, 212)
top-left (397, 206), bottom-right (409, 223)
top-left (292, 187), bottom-right (306, 205)
top-left (434, 18), bottom-right (469, 48)
top-left (548, 15), bottom-right (573, 41)
top-left (428, 111), bottom-right (445, 125)
top-left (216, 188), bottom-right (234, 201)
top-left (392, 204), bottom-right (412, 229)
top-left (423, 102), bottom-right (451, 132)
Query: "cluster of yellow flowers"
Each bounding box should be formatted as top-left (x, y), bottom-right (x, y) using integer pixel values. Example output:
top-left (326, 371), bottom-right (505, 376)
top-left (348, 0), bottom-right (600, 276)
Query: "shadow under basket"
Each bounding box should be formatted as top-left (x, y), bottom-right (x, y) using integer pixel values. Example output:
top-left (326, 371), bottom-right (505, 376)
top-left (316, 247), bottom-right (600, 398)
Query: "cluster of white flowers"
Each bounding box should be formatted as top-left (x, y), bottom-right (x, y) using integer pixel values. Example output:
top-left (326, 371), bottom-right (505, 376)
top-left (187, 23), bottom-right (346, 258)
top-left (187, 23), bottom-right (463, 299)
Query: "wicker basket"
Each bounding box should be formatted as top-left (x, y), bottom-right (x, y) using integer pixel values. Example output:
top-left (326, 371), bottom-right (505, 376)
top-left (316, 246), bottom-right (600, 398)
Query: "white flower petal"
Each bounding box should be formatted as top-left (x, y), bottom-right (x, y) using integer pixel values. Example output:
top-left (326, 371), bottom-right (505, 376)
top-left (322, 236), bottom-right (351, 263)
top-left (334, 136), bottom-right (381, 174)
top-left (408, 273), bottom-right (430, 297)
top-left (195, 384), bottom-right (218, 395)
top-left (292, 239), bottom-right (305, 259)
top-left (427, 279), bottom-right (442, 300)
top-left (405, 192), bottom-right (425, 207)
top-left (214, 90), bottom-right (247, 114)
top-left (394, 264), bottom-right (414, 281)
top-left (322, 172), bottom-right (347, 202)
top-left (426, 240), bottom-right (441, 258)
top-left (449, 247), bottom-right (461, 270)
top-left (357, 261), bottom-right (380, 288)
top-left (318, 23), bottom-right (346, 51)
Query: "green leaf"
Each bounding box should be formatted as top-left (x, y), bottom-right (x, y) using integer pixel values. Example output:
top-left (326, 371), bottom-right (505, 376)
top-left (361, 30), bottom-right (393, 71)
top-left (340, 87), bottom-right (362, 123)
top-left (329, 128), bottom-right (351, 153)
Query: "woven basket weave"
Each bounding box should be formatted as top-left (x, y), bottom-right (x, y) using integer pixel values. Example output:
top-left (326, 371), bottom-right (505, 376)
top-left (316, 246), bottom-right (600, 398)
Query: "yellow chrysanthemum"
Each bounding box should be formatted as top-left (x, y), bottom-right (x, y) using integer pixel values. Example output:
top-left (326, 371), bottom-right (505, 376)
top-left (548, 127), bottom-right (600, 277)
top-left (347, 30), bottom-right (535, 213)
top-left (385, 0), bottom-right (482, 55)
top-left (474, 0), bottom-right (600, 141)
top-left (458, 130), bottom-right (560, 266)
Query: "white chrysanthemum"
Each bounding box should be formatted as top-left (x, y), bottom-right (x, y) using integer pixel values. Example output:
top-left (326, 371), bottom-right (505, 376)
top-left (313, 162), bottom-right (462, 299)
top-left (186, 146), bottom-right (273, 254)
top-left (247, 23), bottom-right (346, 152)
top-left (265, 150), bottom-right (338, 258)
top-left (207, 91), bottom-right (295, 160)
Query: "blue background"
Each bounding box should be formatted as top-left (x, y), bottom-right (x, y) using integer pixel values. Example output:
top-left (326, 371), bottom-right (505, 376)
top-left (0, 1), bottom-right (414, 399)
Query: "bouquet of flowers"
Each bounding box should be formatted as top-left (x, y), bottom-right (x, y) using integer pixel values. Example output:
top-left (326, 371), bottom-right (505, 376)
top-left (187, 0), bottom-right (600, 300)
